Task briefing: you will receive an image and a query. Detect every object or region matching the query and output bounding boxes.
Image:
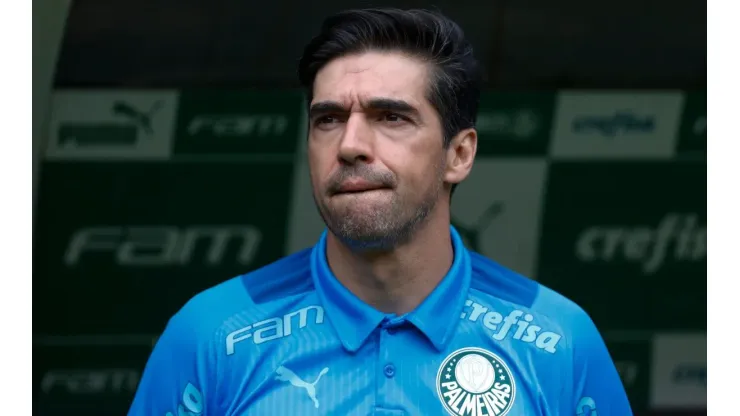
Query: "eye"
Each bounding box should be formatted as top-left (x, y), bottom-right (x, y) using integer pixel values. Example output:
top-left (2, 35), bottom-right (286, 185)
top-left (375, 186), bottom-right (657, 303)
top-left (314, 115), bottom-right (337, 126)
top-left (381, 112), bottom-right (409, 124)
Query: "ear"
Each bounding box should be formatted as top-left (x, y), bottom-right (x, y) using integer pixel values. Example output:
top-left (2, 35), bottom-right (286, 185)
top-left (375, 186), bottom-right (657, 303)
top-left (444, 128), bottom-right (477, 185)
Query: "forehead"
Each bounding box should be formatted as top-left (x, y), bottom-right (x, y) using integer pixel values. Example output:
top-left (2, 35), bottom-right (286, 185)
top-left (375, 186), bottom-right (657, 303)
top-left (312, 51), bottom-right (430, 108)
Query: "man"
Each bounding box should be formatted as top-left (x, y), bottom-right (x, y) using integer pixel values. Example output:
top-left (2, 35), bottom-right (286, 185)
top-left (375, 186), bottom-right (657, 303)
top-left (129, 8), bottom-right (632, 415)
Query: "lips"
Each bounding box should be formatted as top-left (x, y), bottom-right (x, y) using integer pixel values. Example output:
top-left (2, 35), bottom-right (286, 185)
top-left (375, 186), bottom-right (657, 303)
top-left (334, 178), bottom-right (388, 194)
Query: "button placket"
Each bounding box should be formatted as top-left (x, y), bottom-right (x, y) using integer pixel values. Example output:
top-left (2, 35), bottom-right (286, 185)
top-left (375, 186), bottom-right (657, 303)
top-left (377, 324), bottom-right (396, 409)
top-left (383, 363), bottom-right (396, 378)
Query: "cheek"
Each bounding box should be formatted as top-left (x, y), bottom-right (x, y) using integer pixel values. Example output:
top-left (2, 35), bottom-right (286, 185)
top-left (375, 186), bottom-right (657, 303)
top-left (407, 144), bottom-right (445, 180)
top-left (398, 158), bottom-right (444, 195)
top-left (307, 148), bottom-right (334, 188)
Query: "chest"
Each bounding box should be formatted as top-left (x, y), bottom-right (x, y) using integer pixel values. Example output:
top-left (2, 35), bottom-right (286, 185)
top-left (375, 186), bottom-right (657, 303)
top-left (218, 325), bottom-right (566, 416)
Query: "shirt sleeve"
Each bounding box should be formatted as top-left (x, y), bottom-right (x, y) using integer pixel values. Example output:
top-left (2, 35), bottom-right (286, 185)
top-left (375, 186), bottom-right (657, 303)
top-left (128, 308), bottom-right (216, 416)
top-left (571, 310), bottom-right (633, 416)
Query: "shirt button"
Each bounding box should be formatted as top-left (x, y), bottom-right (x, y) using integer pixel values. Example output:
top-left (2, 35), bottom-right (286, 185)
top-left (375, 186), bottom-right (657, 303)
top-left (383, 364), bottom-right (396, 378)
top-left (387, 327), bottom-right (398, 335)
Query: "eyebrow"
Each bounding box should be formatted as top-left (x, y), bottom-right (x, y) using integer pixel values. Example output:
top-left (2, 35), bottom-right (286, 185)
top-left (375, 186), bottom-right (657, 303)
top-left (309, 98), bottom-right (421, 119)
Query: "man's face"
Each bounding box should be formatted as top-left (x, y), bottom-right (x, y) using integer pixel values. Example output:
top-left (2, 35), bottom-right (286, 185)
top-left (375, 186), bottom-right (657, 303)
top-left (307, 51), bottom-right (448, 249)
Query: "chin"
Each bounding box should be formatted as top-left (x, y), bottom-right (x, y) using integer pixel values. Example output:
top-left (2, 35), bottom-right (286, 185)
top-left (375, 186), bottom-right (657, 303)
top-left (333, 226), bottom-right (401, 250)
top-left (329, 211), bottom-right (392, 235)
top-left (330, 196), bottom-right (393, 214)
top-left (329, 211), bottom-right (421, 249)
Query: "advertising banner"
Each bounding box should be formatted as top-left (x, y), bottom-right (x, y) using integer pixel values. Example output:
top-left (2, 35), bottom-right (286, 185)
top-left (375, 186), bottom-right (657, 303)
top-left (536, 161), bottom-right (706, 332)
top-left (173, 89), bottom-right (304, 157)
top-left (34, 342), bottom-right (153, 416)
top-left (649, 333), bottom-right (706, 409)
top-left (475, 92), bottom-right (555, 156)
top-left (607, 337), bottom-right (652, 412)
top-left (33, 161), bottom-right (296, 335)
top-left (45, 90), bottom-right (179, 161)
top-left (550, 92), bottom-right (683, 160)
top-left (676, 92), bottom-right (706, 155)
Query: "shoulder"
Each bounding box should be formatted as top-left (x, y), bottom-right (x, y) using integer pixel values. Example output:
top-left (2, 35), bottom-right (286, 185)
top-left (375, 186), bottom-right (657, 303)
top-left (468, 251), bottom-right (540, 308)
top-left (468, 251), bottom-right (598, 339)
top-left (167, 248), bottom-right (316, 342)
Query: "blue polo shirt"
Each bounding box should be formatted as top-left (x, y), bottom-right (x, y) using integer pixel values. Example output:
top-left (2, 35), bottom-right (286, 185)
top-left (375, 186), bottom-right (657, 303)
top-left (129, 227), bottom-right (632, 415)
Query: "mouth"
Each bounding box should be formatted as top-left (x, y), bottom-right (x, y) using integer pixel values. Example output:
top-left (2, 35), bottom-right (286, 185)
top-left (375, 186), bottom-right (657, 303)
top-left (333, 179), bottom-right (389, 195)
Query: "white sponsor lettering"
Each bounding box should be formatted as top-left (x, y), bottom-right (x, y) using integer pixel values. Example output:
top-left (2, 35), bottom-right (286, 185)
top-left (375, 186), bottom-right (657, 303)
top-left (477, 110), bottom-right (539, 138)
top-left (226, 305), bottom-right (325, 355)
top-left (65, 225), bottom-right (262, 267)
top-left (461, 301), bottom-right (562, 353)
top-left (188, 115), bottom-right (289, 137)
top-left (576, 397), bottom-right (597, 415)
top-left (576, 213), bottom-right (705, 274)
top-left (41, 368), bottom-right (140, 395)
top-left (275, 366), bottom-right (330, 409)
top-left (165, 382), bottom-right (204, 416)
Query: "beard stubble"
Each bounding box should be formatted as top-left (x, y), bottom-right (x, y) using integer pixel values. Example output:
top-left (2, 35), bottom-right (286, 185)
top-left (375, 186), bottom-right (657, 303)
top-left (314, 161), bottom-right (446, 251)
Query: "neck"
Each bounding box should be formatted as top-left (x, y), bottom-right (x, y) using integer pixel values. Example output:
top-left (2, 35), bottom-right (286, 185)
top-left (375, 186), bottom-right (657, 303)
top-left (325, 204), bottom-right (454, 315)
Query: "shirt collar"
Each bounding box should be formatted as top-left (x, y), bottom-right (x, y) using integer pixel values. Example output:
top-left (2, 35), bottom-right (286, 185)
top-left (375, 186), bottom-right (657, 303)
top-left (310, 226), bottom-right (472, 353)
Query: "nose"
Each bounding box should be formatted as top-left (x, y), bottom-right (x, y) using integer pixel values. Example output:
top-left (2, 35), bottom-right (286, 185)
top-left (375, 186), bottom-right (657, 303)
top-left (338, 114), bottom-right (374, 165)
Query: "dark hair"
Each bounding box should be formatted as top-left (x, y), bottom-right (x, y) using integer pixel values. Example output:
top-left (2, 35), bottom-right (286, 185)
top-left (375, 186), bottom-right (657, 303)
top-left (298, 8), bottom-right (483, 148)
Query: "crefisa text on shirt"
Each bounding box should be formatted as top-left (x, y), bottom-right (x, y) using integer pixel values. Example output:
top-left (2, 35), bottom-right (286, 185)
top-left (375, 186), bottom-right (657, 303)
top-left (223, 301), bottom-right (562, 356)
top-left (460, 300), bottom-right (563, 354)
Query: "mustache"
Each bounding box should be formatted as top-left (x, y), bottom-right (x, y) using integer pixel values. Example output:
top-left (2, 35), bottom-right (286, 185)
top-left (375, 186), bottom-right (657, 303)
top-left (326, 165), bottom-right (397, 195)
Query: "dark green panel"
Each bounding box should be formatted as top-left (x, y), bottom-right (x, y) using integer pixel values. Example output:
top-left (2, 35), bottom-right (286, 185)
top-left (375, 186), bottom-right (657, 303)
top-left (173, 89), bottom-right (305, 156)
top-left (676, 92), bottom-right (706, 155)
top-left (537, 161), bottom-right (706, 331)
top-left (33, 161), bottom-right (296, 335)
top-left (475, 92), bottom-right (555, 156)
top-left (607, 338), bottom-right (651, 413)
top-left (33, 343), bottom-right (152, 416)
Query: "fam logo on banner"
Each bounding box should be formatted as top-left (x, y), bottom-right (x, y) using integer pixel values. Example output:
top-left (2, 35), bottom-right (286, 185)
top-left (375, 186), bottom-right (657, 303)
top-left (172, 90), bottom-right (304, 157)
top-left (676, 92), bottom-right (706, 155)
top-left (46, 90), bottom-right (179, 161)
top-left (649, 333), bottom-right (706, 410)
top-left (34, 342), bottom-right (153, 416)
top-left (550, 92), bottom-right (683, 160)
top-left (34, 162), bottom-right (298, 335)
top-left (475, 92), bottom-right (555, 156)
top-left (536, 161), bottom-right (706, 332)
top-left (285, 159), bottom-right (548, 279)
